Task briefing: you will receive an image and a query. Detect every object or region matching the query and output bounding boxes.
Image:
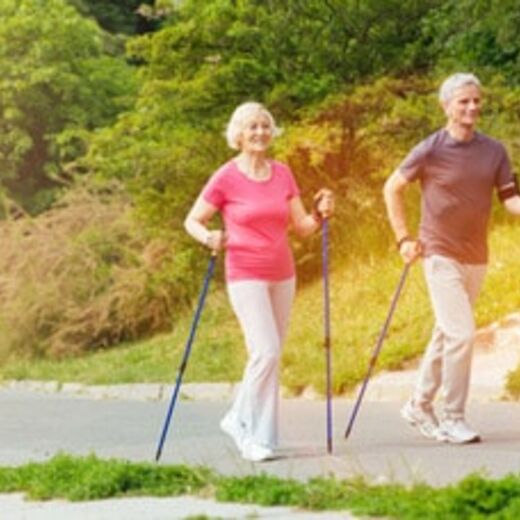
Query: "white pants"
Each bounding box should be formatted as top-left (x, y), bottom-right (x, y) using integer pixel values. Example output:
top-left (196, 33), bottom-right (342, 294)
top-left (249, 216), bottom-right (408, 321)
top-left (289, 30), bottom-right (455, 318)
top-left (225, 277), bottom-right (296, 448)
top-left (414, 255), bottom-right (486, 419)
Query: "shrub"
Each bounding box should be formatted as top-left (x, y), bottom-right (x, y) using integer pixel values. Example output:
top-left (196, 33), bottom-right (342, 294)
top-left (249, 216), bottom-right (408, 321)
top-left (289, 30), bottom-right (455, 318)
top-left (0, 182), bottom-right (188, 358)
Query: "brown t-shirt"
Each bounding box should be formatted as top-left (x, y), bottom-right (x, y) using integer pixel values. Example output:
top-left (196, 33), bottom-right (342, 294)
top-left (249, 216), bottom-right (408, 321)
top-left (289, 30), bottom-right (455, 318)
top-left (399, 129), bottom-right (514, 263)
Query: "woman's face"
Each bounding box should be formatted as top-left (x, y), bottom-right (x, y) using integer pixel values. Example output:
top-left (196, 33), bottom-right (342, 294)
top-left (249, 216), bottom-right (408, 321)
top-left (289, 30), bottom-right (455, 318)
top-left (239, 112), bottom-right (273, 153)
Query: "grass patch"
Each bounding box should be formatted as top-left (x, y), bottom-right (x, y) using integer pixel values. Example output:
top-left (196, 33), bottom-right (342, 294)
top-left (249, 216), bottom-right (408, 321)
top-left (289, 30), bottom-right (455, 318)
top-left (0, 454), bottom-right (215, 501)
top-left (507, 367), bottom-right (520, 399)
top-left (1, 454), bottom-right (520, 519)
top-left (0, 287), bottom-right (245, 385)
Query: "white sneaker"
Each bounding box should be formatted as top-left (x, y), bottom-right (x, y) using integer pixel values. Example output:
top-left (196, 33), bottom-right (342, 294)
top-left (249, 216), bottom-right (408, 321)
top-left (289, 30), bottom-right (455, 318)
top-left (220, 414), bottom-right (245, 451)
top-left (241, 439), bottom-right (274, 462)
top-left (437, 418), bottom-right (481, 444)
top-left (400, 400), bottom-right (442, 440)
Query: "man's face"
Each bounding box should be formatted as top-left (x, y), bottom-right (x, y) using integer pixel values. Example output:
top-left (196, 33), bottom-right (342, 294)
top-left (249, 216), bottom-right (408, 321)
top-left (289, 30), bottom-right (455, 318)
top-left (443, 84), bottom-right (482, 129)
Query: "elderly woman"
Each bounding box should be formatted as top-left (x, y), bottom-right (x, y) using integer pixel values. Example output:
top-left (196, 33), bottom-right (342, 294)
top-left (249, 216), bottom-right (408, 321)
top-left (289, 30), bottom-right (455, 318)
top-left (184, 101), bottom-right (334, 462)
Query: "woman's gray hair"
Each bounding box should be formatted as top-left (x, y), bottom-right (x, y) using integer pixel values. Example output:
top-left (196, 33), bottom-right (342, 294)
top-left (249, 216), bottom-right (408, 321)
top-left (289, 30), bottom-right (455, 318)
top-left (439, 73), bottom-right (481, 104)
top-left (225, 102), bottom-right (282, 150)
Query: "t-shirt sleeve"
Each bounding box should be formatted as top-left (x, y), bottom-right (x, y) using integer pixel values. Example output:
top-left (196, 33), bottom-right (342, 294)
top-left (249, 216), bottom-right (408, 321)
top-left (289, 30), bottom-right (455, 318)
top-left (398, 139), bottom-right (431, 182)
top-left (494, 145), bottom-right (517, 200)
top-left (201, 171), bottom-right (226, 210)
top-left (284, 165), bottom-right (301, 199)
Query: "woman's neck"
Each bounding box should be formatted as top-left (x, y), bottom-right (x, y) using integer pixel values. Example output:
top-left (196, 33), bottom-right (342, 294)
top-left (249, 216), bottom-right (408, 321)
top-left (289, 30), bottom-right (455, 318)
top-left (236, 152), bottom-right (271, 180)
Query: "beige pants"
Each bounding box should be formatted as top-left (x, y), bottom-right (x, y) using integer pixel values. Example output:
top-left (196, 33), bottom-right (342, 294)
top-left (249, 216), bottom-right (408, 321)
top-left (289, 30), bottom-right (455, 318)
top-left (226, 277), bottom-right (296, 448)
top-left (414, 255), bottom-right (487, 420)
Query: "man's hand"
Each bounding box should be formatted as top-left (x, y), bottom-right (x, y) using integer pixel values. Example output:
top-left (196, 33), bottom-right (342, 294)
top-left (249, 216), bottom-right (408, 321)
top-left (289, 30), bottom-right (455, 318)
top-left (399, 238), bottom-right (422, 264)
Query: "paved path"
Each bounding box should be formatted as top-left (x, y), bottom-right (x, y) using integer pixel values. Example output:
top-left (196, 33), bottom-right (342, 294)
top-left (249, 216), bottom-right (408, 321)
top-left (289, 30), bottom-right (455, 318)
top-left (2, 315), bottom-right (519, 517)
top-left (0, 493), bottom-right (351, 520)
top-left (1, 387), bottom-right (520, 486)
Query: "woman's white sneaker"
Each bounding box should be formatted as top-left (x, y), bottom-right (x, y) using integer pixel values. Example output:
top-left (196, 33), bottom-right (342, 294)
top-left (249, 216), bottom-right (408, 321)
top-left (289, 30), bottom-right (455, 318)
top-left (241, 440), bottom-right (274, 462)
top-left (437, 419), bottom-right (481, 444)
top-left (219, 414), bottom-right (245, 451)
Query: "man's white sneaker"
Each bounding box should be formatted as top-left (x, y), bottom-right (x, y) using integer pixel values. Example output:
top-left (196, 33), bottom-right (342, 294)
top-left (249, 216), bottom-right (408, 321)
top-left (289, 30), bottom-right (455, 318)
top-left (220, 414), bottom-right (245, 451)
top-left (241, 440), bottom-right (274, 462)
top-left (400, 400), bottom-right (442, 440)
top-left (437, 419), bottom-right (481, 444)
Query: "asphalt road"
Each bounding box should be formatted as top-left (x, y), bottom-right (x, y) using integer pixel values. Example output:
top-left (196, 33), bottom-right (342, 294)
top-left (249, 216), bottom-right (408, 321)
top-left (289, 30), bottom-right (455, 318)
top-left (1, 387), bottom-right (520, 487)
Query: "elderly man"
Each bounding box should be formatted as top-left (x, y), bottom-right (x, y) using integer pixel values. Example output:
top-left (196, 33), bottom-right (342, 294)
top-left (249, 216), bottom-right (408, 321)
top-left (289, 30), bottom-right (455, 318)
top-left (383, 73), bottom-right (520, 444)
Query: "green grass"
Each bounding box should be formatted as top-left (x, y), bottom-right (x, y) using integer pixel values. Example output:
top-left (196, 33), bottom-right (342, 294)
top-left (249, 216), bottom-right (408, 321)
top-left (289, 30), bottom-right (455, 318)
top-left (0, 288), bottom-right (245, 385)
top-left (0, 454), bottom-right (215, 501)
top-left (1, 223), bottom-right (519, 398)
top-left (1, 454), bottom-right (520, 519)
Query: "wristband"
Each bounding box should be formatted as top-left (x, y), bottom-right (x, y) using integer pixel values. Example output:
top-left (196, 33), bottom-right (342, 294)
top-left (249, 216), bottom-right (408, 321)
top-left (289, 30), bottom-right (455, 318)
top-left (397, 235), bottom-right (414, 250)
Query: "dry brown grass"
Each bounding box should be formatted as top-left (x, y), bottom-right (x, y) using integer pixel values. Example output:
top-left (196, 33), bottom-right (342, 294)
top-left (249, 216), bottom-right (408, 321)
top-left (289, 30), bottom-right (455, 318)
top-left (0, 182), bottom-right (176, 359)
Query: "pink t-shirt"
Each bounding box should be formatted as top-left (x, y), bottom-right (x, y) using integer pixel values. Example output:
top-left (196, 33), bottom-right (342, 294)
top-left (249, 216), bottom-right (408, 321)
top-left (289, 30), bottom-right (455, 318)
top-left (202, 160), bottom-right (300, 282)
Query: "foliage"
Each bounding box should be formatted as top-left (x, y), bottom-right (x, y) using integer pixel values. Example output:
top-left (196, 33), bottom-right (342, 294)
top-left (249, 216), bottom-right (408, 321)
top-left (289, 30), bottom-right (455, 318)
top-left (4, 74), bottom-right (520, 382)
top-left (276, 75), bottom-right (440, 279)
top-left (412, 0), bottom-right (520, 83)
top-left (2, 215), bottom-right (520, 399)
top-left (0, 453), bottom-right (215, 501)
top-left (81, 0), bottom-right (443, 243)
top-left (507, 367), bottom-right (520, 399)
top-left (0, 0), bottom-right (137, 213)
top-left (3, 0), bottom-right (520, 374)
top-left (0, 181), bottom-right (194, 359)
top-left (216, 474), bottom-right (306, 506)
top-left (68, 0), bottom-right (159, 35)
top-left (2, 454), bottom-right (520, 519)
top-left (129, 0), bottom-right (441, 112)
top-left (0, 288), bottom-right (245, 385)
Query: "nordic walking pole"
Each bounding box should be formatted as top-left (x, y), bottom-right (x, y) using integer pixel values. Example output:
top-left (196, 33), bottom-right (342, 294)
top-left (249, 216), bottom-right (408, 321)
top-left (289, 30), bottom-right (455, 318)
top-left (155, 251), bottom-right (217, 462)
top-left (344, 262), bottom-right (410, 440)
top-left (321, 218), bottom-right (333, 454)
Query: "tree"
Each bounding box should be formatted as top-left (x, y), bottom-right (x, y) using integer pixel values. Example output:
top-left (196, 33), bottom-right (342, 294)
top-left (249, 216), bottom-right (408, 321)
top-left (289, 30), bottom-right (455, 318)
top-left (0, 0), bottom-right (138, 213)
top-left (412, 0), bottom-right (520, 82)
top-left (69, 0), bottom-right (159, 35)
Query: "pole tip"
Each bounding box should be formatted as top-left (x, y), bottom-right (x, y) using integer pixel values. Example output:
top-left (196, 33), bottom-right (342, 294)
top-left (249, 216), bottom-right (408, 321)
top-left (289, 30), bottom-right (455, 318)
top-left (327, 443), bottom-right (333, 454)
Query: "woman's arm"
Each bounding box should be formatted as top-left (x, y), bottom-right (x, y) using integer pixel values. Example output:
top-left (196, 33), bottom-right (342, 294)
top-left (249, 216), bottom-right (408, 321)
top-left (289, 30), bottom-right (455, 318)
top-left (184, 195), bottom-right (225, 251)
top-left (289, 189), bottom-right (334, 238)
top-left (289, 196), bottom-right (321, 238)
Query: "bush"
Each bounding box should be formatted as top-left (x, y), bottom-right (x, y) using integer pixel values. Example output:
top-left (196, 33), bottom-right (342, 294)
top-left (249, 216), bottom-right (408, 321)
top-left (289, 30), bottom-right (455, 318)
top-left (0, 181), bottom-right (188, 358)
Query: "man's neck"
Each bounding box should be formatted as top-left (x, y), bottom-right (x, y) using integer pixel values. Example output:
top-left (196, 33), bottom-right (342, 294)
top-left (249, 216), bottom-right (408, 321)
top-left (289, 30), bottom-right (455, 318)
top-left (446, 123), bottom-right (475, 142)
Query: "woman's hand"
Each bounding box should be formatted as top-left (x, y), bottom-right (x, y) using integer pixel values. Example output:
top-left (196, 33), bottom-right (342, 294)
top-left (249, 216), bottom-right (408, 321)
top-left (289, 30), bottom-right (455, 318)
top-left (206, 229), bottom-right (225, 252)
top-left (314, 188), bottom-right (335, 219)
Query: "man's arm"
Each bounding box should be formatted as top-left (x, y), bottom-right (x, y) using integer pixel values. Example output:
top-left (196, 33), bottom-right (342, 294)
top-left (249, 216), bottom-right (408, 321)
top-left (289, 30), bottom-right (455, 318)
top-left (383, 169), bottom-right (422, 263)
top-left (383, 169), bottom-right (411, 242)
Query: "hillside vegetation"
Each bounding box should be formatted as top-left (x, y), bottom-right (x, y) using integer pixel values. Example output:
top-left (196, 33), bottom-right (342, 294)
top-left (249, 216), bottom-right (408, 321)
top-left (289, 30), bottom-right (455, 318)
top-left (1, 0), bottom-right (520, 394)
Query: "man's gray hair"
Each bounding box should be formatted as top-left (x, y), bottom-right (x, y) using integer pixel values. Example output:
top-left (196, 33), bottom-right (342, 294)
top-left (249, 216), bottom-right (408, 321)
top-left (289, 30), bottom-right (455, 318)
top-left (439, 73), bottom-right (481, 104)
